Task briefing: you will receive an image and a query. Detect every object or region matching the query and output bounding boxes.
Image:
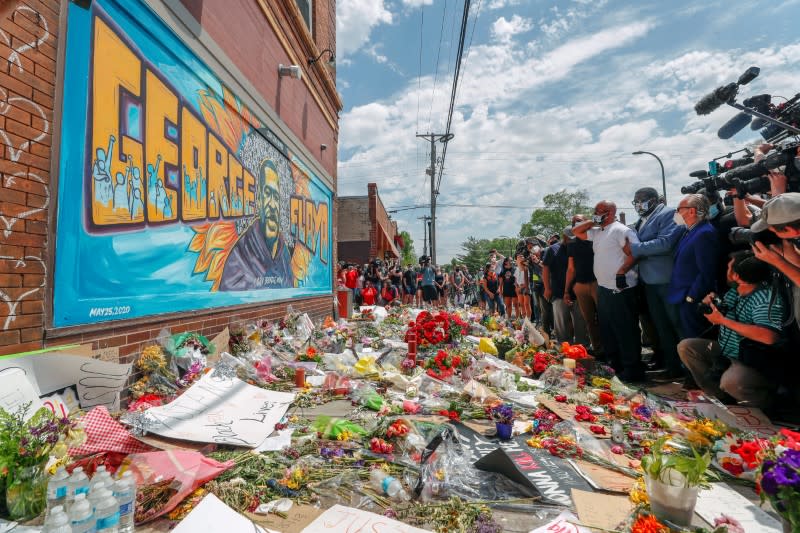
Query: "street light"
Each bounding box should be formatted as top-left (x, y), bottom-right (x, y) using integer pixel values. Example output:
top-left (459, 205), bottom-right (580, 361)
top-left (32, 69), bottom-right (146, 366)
top-left (632, 151), bottom-right (667, 204)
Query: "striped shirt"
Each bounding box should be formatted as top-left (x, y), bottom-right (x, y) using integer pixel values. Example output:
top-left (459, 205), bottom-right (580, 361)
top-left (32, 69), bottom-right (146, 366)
top-left (718, 286), bottom-right (786, 359)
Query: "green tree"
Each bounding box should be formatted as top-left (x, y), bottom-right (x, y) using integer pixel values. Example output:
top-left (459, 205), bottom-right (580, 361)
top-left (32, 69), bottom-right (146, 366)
top-left (399, 230), bottom-right (416, 265)
top-left (456, 236), bottom-right (519, 273)
top-left (519, 189), bottom-right (592, 239)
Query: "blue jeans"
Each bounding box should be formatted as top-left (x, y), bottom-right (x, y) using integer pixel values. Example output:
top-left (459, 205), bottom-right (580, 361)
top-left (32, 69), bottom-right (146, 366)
top-left (486, 293), bottom-right (505, 315)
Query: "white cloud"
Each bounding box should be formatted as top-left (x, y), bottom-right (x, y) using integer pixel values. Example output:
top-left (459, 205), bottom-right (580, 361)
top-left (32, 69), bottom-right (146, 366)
top-left (485, 0), bottom-right (522, 10)
top-left (491, 15), bottom-right (533, 42)
top-left (336, 0), bottom-right (393, 58)
top-left (338, 12), bottom-right (800, 261)
top-left (401, 0), bottom-right (433, 6)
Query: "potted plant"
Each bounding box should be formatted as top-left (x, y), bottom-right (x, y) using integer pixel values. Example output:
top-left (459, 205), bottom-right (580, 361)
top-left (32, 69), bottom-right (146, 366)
top-left (759, 448), bottom-right (800, 532)
top-left (640, 437), bottom-right (716, 527)
top-left (0, 404), bottom-right (79, 521)
top-left (488, 403), bottom-right (515, 441)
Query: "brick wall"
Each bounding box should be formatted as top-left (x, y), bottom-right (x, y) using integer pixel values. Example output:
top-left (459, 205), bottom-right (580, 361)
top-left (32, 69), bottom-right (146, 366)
top-left (0, 0), bottom-right (57, 355)
top-left (0, 0), bottom-right (336, 360)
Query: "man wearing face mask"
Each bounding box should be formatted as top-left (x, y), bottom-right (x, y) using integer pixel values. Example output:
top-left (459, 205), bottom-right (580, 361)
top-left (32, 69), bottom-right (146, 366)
top-left (667, 194), bottom-right (720, 339)
top-left (574, 201), bottom-right (644, 382)
top-left (622, 187), bottom-right (685, 379)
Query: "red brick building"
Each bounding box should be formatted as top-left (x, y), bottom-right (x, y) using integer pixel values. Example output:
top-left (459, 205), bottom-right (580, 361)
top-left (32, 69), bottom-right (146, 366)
top-left (337, 183), bottom-right (401, 266)
top-left (0, 0), bottom-right (341, 359)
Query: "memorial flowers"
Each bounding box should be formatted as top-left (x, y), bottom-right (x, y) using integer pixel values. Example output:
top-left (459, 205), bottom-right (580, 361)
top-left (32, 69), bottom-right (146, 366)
top-left (424, 349), bottom-right (464, 381)
top-left (759, 448), bottom-right (800, 530)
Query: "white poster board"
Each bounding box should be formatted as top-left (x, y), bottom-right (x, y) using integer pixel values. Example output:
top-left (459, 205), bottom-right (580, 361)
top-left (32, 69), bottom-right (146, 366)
top-left (0, 354), bottom-right (130, 411)
top-left (142, 372), bottom-right (295, 447)
top-left (301, 505), bottom-right (431, 533)
top-left (0, 368), bottom-right (43, 419)
top-left (172, 494), bottom-right (277, 533)
top-left (695, 483), bottom-right (782, 532)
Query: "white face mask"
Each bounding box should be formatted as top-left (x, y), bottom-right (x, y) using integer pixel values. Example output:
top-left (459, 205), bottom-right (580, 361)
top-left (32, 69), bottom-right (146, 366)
top-left (673, 212), bottom-right (686, 226)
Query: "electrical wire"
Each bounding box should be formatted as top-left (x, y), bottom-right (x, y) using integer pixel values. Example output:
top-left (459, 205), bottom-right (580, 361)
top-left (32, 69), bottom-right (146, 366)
top-left (436, 0), bottom-right (471, 193)
top-left (427, 0), bottom-right (448, 130)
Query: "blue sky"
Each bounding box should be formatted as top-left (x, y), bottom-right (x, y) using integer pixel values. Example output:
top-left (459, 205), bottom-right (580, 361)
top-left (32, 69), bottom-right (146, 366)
top-left (335, 0), bottom-right (800, 262)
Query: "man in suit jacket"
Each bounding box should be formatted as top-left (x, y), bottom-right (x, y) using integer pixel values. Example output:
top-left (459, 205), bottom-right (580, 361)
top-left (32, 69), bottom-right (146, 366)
top-left (624, 187), bottom-right (686, 379)
top-left (668, 194), bottom-right (720, 338)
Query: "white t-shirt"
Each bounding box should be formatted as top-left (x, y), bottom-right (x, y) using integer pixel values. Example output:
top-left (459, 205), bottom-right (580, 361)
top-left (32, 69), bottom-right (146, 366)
top-left (514, 267), bottom-right (528, 287)
top-left (587, 222), bottom-right (640, 290)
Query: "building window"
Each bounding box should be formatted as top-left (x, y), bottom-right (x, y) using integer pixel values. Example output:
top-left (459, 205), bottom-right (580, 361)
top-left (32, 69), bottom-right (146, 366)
top-left (295, 0), bottom-right (312, 33)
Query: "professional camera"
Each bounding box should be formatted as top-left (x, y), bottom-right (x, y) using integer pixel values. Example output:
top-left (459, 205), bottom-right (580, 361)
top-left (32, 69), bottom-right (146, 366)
top-left (419, 255), bottom-right (431, 266)
top-left (723, 141), bottom-right (800, 193)
top-left (729, 227), bottom-right (783, 247)
top-left (698, 296), bottom-right (727, 315)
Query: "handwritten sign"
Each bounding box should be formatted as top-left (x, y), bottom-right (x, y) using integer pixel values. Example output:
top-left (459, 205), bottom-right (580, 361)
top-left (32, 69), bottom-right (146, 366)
top-left (0, 368), bottom-right (43, 419)
top-left (0, 352), bottom-right (131, 409)
top-left (667, 400), bottom-right (778, 437)
top-left (76, 358), bottom-right (132, 410)
top-left (695, 483), bottom-right (782, 532)
top-left (173, 493), bottom-right (276, 533)
top-left (475, 440), bottom-right (592, 506)
top-left (301, 505), bottom-right (431, 533)
top-left (142, 372), bottom-right (295, 447)
top-left (248, 504), bottom-right (323, 533)
top-left (529, 511), bottom-right (591, 533)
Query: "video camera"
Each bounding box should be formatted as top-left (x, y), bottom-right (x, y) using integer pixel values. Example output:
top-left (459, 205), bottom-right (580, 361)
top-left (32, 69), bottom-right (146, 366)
top-left (419, 255), bottom-right (431, 266)
top-left (729, 227), bottom-right (783, 247)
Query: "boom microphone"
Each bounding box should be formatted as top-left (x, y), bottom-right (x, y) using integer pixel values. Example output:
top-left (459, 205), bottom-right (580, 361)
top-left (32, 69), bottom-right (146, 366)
top-left (717, 112), bottom-right (752, 139)
top-left (695, 83), bottom-right (739, 115)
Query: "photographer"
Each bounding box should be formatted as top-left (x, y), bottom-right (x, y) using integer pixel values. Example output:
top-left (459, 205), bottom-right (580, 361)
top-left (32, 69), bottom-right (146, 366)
top-left (678, 251), bottom-right (787, 408)
top-left (750, 192), bottom-right (800, 331)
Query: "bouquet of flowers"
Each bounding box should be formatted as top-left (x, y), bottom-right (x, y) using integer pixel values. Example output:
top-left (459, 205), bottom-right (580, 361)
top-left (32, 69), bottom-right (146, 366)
top-left (406, 311), bottom-right (468, 348)
top-left (713, 434), bottom-right (770, 480)
top-left (424, 349), bottom-right (464, 380)
top-left (297, 346), bottom-right (322, 363)
top-left (759, 448), bottom-right (800, 530)
top-left (530, 350), bottom-right (561, 376)
top-left (488, 403), bottom-right (515, 425)
top-left (559, 342), bottom-right (590, 360)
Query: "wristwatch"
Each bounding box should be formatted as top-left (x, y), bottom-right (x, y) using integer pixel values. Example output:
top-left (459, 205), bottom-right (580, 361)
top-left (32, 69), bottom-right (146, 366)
top-left (685, 296), bottom-right (694, 303)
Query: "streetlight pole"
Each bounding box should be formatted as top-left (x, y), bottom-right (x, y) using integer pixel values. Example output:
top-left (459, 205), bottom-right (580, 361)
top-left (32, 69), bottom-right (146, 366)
top-left (632, 151), bottom-right (666, 204)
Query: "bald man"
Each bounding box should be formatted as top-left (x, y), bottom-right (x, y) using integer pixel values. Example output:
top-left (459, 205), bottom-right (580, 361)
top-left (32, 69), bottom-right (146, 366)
top-left (574, 201), bottom-right (645, 382)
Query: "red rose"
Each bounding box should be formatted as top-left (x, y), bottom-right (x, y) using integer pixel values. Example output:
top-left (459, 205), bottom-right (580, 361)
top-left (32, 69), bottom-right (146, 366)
top-left (589, 425), bottom-right (606, 435)
top-left (533, 362), bottom-right (547, 374)
top-left (554, 395), bottom-right (567, 403)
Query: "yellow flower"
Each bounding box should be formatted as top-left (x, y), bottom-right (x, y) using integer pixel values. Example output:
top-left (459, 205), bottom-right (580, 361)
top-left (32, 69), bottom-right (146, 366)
top-left (337, 430), bottom-right (351, 442)
top-left (629, 477), bottom-right (649, 505)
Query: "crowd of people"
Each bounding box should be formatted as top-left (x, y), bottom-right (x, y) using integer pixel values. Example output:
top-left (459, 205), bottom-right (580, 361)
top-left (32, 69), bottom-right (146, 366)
top-left (336, 153), bottom-right (800, 413)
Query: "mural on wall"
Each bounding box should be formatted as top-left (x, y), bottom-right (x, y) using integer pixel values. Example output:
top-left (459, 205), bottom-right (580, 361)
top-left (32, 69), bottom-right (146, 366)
top-left (53, 0), bottom-right (333, 327)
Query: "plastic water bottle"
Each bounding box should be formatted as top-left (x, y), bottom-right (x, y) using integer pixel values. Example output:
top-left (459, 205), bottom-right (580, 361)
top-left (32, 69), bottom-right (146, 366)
top-left (67, 467), bottom-right (90, 507)
top-left (43, 505), bottom-right (72, 533)
top-left (112, 472), bottom-right (135, 533)
top-left (93, 488), bottom-right (120, 532)
top-left (369, 469), bottom-right (410, 501)
top-left (47, 467), bottom-right (70, 515)
top-left (68, 493), bottom-right (95, 533)
top-left (89, 469), bottom-right (112, 495)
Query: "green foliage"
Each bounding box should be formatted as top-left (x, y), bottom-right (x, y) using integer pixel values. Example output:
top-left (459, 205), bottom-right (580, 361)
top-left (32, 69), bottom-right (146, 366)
top-left (456, 236), bottom-right (519, 273)
top-left (399, 230), bottom-right (416, 266)
top-left (519, 189), bottom-right (592, 238)
top-left (640, 437), bottom-right (717, 488)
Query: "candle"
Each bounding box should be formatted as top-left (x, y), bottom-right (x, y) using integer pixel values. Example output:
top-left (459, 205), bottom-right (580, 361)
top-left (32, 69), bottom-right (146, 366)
top-left (562, 358), bottom-right (576, 370)
top-left (294, 367), bottom-right (305, 388)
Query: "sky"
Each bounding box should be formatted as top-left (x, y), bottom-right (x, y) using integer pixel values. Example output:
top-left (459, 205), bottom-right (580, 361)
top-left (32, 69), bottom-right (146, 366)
top-left (334, 0), bottom-right (800, 263)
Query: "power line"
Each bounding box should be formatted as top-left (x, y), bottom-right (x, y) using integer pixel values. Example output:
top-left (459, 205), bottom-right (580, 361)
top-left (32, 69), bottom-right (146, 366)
top-left (436, 0), bottom-right (471, 193)
top-left (427, 0), bottom-right (448, 130)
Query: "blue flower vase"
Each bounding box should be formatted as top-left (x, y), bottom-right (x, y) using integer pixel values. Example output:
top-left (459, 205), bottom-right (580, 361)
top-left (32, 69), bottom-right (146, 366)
top-left (496, 422), bottom-right (513, 440)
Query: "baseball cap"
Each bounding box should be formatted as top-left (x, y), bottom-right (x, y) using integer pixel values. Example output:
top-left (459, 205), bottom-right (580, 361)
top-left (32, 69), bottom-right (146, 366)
top-left (751, 193), bottom-right (800, 232)
top-left (563, 226), bottom-right (575, 240)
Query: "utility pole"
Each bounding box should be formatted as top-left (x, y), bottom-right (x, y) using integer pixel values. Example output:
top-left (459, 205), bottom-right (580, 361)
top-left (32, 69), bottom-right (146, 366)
top-left (418, 215), bottom-right (431, 257)
top-left (416, 133), bottom-right (453, 265)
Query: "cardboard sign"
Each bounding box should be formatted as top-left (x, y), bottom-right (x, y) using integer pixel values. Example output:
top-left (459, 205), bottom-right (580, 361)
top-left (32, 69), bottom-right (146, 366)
top-left (475, 439), bottom-right (592, 506)
top-left (571, 489), bottom-right (632, 531)
top-left (0, 368), bottom-right (43, 419)
top-left (300, 505), bottom-right (431, 533)
top-left (695, 483), bottom-right (782, 532)
top-left (142, 372), bottom-right (294, 447)
top-left (248, 504), bottom-right (324, 533)
top-left (667, 400), bottom-right (778, 437)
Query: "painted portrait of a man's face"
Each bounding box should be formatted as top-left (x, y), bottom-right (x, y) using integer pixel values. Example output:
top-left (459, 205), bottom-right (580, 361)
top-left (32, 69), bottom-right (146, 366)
top-left (258, 160), bottom-right (280, 246)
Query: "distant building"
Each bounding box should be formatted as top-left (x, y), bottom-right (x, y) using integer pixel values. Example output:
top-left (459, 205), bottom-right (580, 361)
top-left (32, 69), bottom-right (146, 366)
top-left (338, 183), bottom-right (402, 265)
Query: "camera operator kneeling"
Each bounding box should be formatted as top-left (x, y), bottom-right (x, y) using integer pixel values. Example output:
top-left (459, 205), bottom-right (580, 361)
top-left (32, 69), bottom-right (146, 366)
top-left (678, 251), bottom-right (787, 409)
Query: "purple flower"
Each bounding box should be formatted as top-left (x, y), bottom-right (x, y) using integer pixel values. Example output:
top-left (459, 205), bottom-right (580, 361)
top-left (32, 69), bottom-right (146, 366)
top-left (772, 465), bottom-right (800, 488)
top-left (19, 437), bottom-right (28, 447)
top-left (761, 470), bottom-right (779, 496)
top-left (780, 450), bottom-right (800, 470)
